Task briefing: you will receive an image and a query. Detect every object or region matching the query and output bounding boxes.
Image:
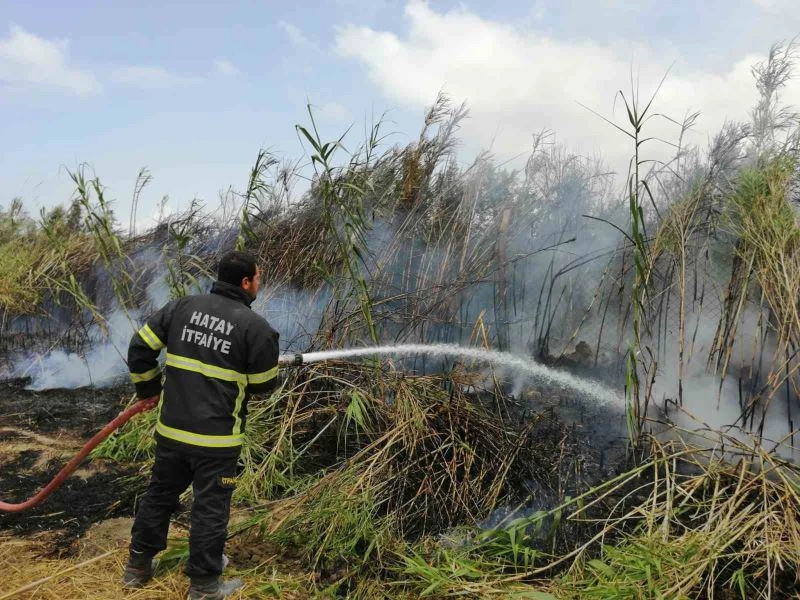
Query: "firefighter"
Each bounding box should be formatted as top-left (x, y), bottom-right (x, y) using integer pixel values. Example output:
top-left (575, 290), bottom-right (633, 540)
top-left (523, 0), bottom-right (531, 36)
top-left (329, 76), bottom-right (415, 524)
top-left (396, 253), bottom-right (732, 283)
top-left (121, 250), bottom-right (280, 599)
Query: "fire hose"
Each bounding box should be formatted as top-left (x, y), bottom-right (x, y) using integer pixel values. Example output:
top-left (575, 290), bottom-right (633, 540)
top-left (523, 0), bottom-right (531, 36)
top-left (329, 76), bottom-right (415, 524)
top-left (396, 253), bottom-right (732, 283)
top-left (0, 354), bottom-right (306, 514)
top-left (0, 396), bottom-right (160, 513)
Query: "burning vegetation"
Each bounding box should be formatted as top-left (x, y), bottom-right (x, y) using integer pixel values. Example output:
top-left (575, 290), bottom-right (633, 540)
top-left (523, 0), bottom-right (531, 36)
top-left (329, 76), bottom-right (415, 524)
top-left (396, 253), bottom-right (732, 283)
top-left (2, 42), bottom-right (800, 599)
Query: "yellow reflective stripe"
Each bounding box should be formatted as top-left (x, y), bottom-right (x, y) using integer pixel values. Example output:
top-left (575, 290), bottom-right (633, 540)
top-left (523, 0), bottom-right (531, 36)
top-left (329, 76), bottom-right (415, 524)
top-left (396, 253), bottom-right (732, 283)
top-left (130, 366), bottom-right (161, 383)
top-left (247, 366), bottom-right (278, 385)
top-left (143, 324), bottom-right (165, 349)
top-left (156, 420), bottom-right (243, 448)
top-left (232, 382), bottom-right (245, 435)
top-left (165, 353), bottom-right (247, 383)
top-left (138, 324), bottom-right (164, 351)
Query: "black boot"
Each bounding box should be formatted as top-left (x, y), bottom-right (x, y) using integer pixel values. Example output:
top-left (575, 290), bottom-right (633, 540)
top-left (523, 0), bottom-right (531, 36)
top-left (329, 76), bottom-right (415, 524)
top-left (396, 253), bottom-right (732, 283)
top-left (186, 575), bottom-right (243, 599)
top-left (121, 550), bottom-right (155, 589)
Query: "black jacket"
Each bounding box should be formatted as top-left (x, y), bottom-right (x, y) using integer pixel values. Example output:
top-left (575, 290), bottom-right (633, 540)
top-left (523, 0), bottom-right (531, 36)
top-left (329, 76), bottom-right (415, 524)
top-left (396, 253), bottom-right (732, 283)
top-left (128, 281), bottom-right (280, 456)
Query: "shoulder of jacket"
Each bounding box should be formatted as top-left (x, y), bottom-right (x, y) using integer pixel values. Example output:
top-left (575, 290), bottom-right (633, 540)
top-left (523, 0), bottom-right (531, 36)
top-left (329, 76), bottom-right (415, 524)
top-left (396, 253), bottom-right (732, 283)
top-left (169, 294), bottom-right (193, 309)
top-left (187, 292), bottom-right (220, 305)
top-left (160, 296), bottom-right (186, 313)
top-left (244, 312), bottom-right (276, 333)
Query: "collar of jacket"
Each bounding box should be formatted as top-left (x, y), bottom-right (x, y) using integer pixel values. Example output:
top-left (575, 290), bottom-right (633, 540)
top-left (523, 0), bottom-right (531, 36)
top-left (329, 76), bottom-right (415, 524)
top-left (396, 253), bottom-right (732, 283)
top-left (210, 280), bottom-right (254, 307)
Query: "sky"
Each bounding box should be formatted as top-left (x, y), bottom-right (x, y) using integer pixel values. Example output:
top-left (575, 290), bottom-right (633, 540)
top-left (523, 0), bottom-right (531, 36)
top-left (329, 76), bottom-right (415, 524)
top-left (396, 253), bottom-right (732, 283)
top-left (2, 0), bottom-right (800, 229)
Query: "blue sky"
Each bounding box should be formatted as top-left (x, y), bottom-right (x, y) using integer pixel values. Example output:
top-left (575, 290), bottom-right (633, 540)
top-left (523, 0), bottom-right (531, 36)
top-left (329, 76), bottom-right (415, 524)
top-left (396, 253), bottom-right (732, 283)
top-left (1, 0), bottom-right (799, 228)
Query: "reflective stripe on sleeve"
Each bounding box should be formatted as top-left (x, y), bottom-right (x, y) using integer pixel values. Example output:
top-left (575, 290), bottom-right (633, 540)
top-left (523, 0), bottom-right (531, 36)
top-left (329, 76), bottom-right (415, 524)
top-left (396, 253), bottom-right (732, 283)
top-left (138, 324), bottom-right (165, 351)
top-left (130, 366), bottom-right (161, 383)
top-left (247, 366), bottom-right (278, 385)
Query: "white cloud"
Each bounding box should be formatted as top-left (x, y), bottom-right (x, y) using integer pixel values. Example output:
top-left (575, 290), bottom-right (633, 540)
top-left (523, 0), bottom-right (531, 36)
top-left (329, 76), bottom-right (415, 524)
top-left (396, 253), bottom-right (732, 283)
top-left (316, 101), bottom-right (351, 122)
top-left (111, 65), bottom-right (201, 88)
top-left (0, 25), bottom-right (100, 95)
top-left (335, 1), bottom-right (800, 172)
top-left (213, 58), bottom-right (241, 77)
top-left (279, 20), bottom-right (309, 47)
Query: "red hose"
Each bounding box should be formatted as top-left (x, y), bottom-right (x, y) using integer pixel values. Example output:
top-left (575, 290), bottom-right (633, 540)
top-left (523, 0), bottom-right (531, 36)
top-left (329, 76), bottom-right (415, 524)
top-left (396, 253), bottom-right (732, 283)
top-left (0, 396), bottom-right (159, 513)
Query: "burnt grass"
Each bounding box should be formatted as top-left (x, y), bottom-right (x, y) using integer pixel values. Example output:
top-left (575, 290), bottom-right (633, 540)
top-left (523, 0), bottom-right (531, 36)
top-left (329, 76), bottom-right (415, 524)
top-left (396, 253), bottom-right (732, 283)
top-left (0, 377), bottom-right (132, 434)
top-left (0, 378), bottom-right (143, 556)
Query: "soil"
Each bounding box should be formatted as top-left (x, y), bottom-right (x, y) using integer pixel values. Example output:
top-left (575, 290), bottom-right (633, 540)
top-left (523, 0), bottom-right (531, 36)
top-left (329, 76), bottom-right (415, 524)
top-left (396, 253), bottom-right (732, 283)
top-left (0, 378), bottom-right (143, 557)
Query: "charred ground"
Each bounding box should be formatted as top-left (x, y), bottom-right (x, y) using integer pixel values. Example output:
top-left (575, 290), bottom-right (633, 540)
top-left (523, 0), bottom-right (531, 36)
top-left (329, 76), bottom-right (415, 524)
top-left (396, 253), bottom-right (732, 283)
top-left (0, 380), bottom-right (143, 556)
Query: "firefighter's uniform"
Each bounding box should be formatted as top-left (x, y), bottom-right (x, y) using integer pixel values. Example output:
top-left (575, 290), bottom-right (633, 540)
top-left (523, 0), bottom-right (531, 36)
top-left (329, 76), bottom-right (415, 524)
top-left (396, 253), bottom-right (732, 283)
top-left (126, 280), bottom-right (279, 581)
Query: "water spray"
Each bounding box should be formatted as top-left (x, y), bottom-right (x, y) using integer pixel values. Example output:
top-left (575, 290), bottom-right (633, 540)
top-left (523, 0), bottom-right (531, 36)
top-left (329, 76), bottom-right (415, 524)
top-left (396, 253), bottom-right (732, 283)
top-left (1, 344), bottom-right (619, 513)
top-left (279, 343), bottom-right (621, 406)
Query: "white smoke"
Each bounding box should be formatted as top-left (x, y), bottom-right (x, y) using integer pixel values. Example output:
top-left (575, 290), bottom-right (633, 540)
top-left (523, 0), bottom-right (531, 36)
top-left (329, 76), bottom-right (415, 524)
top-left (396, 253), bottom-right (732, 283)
top-left (10, 273), bottom-right (176, 390)
top-left (649, 301), bottom-right (798, 460)
top-left (13, 309), bottom-right (140, 390)
top-left (252, 283), bottom-right (329, 352)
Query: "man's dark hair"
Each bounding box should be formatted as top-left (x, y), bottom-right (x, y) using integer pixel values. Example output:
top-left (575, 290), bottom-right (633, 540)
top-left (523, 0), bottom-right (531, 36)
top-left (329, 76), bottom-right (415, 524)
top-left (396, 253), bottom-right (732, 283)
top-left (217, 251), bottom-right (257, 287)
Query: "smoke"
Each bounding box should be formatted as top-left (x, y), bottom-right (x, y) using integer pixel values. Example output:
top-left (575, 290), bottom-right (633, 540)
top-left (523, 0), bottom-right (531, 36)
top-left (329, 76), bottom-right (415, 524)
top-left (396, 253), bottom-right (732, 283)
top-left (12, 308), bottom-right (140, 390)
top-left (8, 263), bottom-right (176, 391)
top-left (335, 123), bottom-right (798, 463)
top-left (252, 284), bottom-right (329, 352)
top-left (145, 270), bottom-right (174, 308)
top-left (650, 305), bottom-right (798, 460)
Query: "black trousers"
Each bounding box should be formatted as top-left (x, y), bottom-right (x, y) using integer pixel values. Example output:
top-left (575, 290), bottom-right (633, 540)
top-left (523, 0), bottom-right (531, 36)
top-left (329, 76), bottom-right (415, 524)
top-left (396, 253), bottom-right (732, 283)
top-left (129, 443), bottom-right (238, 580)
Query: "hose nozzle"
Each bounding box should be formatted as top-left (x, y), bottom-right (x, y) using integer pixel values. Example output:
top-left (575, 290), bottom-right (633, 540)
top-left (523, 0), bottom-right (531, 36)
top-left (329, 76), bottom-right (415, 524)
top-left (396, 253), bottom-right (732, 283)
top-left (278, 352), bottom-right (305, 367)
